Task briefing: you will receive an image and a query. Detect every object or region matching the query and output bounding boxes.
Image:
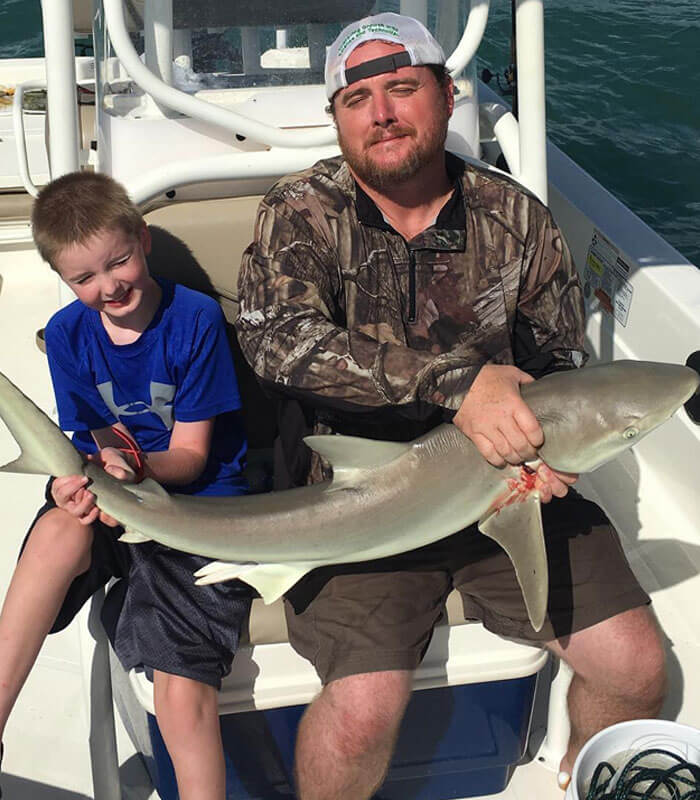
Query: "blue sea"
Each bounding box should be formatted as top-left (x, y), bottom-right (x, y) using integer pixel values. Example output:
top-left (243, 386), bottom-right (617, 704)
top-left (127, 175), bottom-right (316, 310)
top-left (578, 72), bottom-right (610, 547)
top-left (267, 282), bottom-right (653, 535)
top-left (2, 0), bottom-right (698, 266)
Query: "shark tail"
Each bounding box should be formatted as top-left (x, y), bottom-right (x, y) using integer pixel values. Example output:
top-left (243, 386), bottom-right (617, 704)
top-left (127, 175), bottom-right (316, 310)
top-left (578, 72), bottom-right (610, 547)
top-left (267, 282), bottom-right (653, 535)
top-left (0, 370), bottom-right (84, 478)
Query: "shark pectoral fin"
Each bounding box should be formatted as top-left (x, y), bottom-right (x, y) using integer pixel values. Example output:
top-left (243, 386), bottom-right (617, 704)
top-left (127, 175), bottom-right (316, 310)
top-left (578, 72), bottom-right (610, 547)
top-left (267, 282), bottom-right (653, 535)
top-left (118, 529), bottom-right (152, 544)
top-left (478, 495), bottom-right (549, 632)
top-left (193, 560), bottom-right (256, 583)
top-left (194, 561), bottom-right (312, 605)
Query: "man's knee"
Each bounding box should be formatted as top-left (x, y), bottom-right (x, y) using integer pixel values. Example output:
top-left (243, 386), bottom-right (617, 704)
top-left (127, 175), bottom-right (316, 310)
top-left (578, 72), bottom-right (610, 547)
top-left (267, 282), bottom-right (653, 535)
top-left (554, 607), bottom-right (667, 703)
top-left (320, 671), bottom-right (413, 758)
top-left (610, 613), bottom-right (667, 704)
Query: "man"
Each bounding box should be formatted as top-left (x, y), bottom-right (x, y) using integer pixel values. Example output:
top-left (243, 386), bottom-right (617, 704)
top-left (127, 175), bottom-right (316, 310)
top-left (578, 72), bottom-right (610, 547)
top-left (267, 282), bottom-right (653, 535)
top-left (236, 12), bottom-right (666, 799)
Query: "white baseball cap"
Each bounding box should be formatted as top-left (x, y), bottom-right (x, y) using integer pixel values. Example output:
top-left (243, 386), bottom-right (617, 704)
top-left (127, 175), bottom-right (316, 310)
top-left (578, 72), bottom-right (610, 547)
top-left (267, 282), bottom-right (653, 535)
top-left (325, 12), bottom-right (446, 101)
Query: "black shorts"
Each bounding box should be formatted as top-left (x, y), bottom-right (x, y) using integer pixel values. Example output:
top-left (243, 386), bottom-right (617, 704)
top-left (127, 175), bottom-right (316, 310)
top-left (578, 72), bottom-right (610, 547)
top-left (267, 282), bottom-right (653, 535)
top-left (284, 491), bottom-right (650, 685)
top-left (23, 480), bottom-right (252, 689)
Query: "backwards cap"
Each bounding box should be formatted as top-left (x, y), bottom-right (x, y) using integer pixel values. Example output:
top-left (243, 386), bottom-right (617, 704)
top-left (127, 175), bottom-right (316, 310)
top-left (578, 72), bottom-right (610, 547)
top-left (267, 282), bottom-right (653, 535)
top-left (325, 12), bottom-right (446, 101)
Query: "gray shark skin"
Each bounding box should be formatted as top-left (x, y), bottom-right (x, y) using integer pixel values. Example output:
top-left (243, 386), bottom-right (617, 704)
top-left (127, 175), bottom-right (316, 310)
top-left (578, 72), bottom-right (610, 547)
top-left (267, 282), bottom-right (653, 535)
top-left (0, 361), bottom-right (697, 632)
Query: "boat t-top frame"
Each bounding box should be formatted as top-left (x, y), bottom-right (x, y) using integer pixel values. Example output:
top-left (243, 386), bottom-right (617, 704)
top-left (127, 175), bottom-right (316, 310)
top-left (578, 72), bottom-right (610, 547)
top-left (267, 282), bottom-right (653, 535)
top-left (16, 0), bottom-right (549, 206)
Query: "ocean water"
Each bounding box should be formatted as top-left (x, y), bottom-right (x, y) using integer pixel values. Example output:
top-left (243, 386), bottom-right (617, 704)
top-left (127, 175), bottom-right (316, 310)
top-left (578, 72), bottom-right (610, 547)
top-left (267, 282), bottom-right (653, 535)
top-left (2, 0), bottom-right (698, 266)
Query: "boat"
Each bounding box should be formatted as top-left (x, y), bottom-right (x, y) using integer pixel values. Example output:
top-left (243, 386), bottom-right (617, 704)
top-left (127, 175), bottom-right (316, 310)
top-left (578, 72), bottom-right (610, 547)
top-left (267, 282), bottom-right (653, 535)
top-left (0, 1), bottom-right (698, 798)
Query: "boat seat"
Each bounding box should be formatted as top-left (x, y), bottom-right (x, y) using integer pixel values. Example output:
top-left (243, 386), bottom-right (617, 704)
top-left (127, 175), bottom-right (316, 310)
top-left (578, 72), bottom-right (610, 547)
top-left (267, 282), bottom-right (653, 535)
top-left (145, 197), bottom-right (277, 459)
top-left (0, 191), bottom-right (34, 221)
top-left (145, 196), bottom-right (257, 324)
top-left (244, 587), bottom-right (471, 647)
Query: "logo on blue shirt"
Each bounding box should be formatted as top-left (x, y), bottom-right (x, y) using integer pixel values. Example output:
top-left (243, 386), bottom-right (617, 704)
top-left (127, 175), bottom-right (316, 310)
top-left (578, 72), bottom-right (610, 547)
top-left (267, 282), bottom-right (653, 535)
top-left (96, 381), bottom-right (176, 429)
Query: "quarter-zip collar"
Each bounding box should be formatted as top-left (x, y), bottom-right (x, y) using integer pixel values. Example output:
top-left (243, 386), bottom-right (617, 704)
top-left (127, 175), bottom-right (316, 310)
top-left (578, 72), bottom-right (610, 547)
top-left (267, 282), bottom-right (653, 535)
top-left (354, 151), bottom-right (467, 252)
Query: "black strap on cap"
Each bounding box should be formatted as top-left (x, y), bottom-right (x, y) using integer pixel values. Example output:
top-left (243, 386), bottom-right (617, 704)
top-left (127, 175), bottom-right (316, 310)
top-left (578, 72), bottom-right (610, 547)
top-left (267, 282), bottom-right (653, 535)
top-left (344, 51), bottom-right (413, 86)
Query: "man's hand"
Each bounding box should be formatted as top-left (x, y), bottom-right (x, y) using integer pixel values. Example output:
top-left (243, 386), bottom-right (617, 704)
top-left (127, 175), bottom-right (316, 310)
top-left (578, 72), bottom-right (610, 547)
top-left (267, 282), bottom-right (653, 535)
top-left (453, 364), bottom-right (578, 502)
top-left (454, 364), bottom-right (543, 466)
top-left (533, 463), bottom-right (578, 504)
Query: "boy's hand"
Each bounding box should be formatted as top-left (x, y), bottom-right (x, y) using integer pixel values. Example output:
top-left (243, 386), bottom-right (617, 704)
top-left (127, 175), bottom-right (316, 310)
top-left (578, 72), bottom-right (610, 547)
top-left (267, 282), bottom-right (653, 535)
top-left (51, 450), bottom-right (135, 527)
top-left (51, 474), bottom-right (103, 526)
top-left (90, 447), bottom-right (137, 483)
top-left (82, 448), bottom-right (136, 526)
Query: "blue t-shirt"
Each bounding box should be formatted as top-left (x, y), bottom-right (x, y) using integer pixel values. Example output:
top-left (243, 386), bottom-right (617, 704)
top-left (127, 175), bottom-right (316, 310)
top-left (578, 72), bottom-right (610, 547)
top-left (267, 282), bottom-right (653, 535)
top-left (44, 278), bottom-right (247, 497)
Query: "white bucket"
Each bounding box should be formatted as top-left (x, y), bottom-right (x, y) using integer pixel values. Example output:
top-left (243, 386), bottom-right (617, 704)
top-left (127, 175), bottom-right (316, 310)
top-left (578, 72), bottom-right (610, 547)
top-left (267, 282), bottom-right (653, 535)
top-left (564, 719), bottom-right (700, 800)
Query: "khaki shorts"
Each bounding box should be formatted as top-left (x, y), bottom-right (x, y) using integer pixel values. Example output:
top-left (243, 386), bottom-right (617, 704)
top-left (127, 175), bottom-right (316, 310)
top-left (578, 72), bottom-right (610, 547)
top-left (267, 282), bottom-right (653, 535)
top-left (284, 491), bottom-right (649, 685)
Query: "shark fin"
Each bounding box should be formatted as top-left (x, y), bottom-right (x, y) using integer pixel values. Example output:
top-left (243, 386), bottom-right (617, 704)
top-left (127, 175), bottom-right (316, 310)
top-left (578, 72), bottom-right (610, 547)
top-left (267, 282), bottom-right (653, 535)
top-left (0, 453), bottom-right (70, 475)
top-left (113, 480), bottom-right (171, 544)
top-left (478, 495), bottom-right (549, 632)
top-left (194, 560), bottom-right (312, 604)
top-left (118, 529), bottom-right (152, 544)
top-left (304, 434), bottom-right (410, 487)
top-left (0, 371), bottom-right (85, 477)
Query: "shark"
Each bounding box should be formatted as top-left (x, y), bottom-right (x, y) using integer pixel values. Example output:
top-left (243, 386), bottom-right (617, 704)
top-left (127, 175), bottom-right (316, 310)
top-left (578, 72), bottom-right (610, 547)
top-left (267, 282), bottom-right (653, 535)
top-left (0, 360), bottom-right (697, 631)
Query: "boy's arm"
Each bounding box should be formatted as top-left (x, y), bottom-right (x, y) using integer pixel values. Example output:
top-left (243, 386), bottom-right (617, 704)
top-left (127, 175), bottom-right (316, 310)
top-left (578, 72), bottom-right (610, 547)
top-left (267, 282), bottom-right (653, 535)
top-left (91, 419), bottom-right (214, 487)
top-left (57, 419), bottom-right (214, 528)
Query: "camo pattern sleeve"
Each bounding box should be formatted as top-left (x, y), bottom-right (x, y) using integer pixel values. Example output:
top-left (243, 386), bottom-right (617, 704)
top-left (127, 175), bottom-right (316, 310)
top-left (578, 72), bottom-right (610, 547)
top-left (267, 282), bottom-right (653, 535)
top-left (516, 197), bottom-right (588, 372)
top-left (236, 156), bottom-right (588, 418)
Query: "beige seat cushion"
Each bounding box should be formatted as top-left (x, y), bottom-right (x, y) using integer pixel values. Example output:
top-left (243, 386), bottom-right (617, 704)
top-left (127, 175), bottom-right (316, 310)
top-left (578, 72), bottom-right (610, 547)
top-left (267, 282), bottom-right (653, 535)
top-left (145, 196), bottom-right (263, 321)
top-left (245, 589), bottom-right (470, 646)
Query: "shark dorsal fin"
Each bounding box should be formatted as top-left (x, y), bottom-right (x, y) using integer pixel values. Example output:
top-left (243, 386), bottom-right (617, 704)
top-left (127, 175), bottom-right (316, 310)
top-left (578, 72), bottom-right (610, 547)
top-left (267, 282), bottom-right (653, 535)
top-left (303, 434), bottom-right (410, 478)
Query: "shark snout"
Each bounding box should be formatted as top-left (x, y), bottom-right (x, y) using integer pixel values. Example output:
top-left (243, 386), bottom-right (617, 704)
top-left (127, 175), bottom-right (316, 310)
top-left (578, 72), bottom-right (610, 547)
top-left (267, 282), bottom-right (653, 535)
top-left (684, 351), bottom-right (700, 424)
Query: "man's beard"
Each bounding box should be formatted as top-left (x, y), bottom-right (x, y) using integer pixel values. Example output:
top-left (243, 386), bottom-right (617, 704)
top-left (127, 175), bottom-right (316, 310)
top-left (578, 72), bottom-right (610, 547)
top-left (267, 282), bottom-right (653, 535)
top-left (338, 109), bottom-right (450, 191)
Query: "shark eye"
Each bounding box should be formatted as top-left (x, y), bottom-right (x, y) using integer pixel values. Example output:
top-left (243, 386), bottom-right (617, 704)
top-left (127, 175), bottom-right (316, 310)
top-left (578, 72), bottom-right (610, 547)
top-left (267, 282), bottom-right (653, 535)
top-left (623, 426), bottom-right (639, 440)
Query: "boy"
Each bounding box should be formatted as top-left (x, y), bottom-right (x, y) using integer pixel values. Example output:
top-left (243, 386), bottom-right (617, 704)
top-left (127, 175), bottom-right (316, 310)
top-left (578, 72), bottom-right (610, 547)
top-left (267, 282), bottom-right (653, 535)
top-left (0, 171), bottom-right (250, 800)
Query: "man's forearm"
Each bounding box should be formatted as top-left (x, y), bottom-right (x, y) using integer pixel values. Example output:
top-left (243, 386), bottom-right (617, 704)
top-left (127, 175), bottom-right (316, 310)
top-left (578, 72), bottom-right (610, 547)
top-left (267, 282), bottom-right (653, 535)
top-left (236, 302), bottom-right (487, 414)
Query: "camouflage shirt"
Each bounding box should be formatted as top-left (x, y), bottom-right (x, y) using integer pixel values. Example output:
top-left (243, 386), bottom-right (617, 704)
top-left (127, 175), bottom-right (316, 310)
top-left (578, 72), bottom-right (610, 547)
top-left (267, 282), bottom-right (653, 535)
top-left (236, 153), bottom-right (588, 485)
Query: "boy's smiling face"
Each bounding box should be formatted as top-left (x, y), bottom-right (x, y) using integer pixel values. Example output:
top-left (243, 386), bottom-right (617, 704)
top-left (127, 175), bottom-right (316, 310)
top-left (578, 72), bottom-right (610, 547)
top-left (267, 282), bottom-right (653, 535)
top-left (53, 223), bottom-right (159, 325)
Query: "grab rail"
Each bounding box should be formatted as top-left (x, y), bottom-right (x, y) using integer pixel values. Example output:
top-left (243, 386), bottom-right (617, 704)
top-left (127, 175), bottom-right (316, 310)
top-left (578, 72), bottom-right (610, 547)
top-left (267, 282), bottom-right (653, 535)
top-left (129, 145), bottom-right (340, 206)
top-left (103, 0), bottom-right (490, 149)
top-left (12, 80), bottom-right (45, 198)
top-left (446, 0), bottom-right (490, 77)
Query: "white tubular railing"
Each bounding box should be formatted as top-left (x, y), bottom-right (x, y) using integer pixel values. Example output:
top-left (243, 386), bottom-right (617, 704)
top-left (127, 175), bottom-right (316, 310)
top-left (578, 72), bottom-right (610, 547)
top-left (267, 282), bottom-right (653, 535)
top-left (446, 0), bottom-right (490, 78)
top-left (12, 80), bottom-right (45, 198)
top-left (129, 146), bottom-right (340, 206)
top-left (103, 0), bottom-right (491, 151)
top-left (476, 1), bottom-right (548, 205)
top-left (480, 102), bottom-right (520, 177)
top-left (41, 0), bottom-right (80, 178)
top-left (514, 0), bottom-right (547, 204)
top-left (144, 0), bottom-right (173, 86)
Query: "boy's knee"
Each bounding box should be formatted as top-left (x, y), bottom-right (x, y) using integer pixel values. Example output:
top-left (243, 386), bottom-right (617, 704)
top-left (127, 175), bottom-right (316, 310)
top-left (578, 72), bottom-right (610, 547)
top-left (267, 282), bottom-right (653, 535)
top-left (28, 510), bottom-right (93, 574)
top-left (154, 672), bottom-right (218, 727)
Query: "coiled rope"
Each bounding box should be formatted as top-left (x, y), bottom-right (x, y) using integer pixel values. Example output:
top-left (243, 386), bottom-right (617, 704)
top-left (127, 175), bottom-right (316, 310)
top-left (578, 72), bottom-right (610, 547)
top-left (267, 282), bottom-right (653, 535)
top-left (585, 748), bottom-right (700, 799)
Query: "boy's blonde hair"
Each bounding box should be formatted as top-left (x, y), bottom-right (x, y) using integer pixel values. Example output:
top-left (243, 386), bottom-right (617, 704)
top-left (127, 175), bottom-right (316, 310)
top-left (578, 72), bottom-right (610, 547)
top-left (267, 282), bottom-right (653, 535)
top-left (32, 171), bottom-right (144, 269)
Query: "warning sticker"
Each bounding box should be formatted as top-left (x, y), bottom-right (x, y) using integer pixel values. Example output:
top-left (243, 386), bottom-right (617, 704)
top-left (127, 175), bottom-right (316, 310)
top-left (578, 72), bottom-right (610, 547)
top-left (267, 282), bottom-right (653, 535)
top-left (583, 229), bottom-right (634, 326)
